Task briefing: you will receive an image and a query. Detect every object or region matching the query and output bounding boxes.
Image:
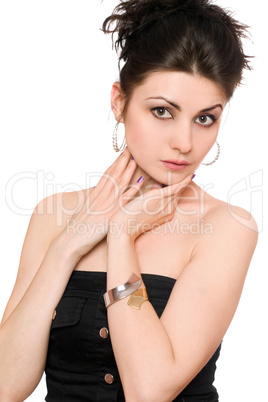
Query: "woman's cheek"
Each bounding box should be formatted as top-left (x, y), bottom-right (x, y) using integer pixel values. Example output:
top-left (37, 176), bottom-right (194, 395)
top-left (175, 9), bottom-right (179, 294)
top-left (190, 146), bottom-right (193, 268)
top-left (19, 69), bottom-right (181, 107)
top-left (125, 119), bottom-right (156, 152)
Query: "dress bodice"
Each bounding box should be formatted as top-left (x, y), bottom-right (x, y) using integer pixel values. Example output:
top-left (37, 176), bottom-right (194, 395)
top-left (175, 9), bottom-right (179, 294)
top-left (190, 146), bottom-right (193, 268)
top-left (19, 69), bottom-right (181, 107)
top-left (45, 271), bottom-right (221, 401)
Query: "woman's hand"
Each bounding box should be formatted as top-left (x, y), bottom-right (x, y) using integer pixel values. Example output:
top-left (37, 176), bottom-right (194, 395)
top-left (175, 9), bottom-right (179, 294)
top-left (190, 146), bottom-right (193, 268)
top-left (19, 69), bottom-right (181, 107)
top-left (109, 172), bottom-right (194, 242)
top-left (52, 147), bottom-right (145, 261)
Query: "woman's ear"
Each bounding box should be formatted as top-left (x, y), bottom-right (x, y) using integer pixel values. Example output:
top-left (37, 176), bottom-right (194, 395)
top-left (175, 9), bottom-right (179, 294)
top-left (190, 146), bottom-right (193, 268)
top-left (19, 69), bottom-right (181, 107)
top-left (111, 82), bottom-right (125, 122)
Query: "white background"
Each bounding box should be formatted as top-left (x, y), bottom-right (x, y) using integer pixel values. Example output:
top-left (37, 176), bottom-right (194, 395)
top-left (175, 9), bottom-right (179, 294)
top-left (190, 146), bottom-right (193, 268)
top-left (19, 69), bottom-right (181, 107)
top-left (0, 1), bottom-right (266, 401)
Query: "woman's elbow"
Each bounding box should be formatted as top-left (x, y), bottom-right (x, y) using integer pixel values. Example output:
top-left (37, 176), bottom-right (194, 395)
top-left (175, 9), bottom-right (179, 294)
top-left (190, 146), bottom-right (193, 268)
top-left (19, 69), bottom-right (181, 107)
top-left (0, 381), bottom-right (38, 402)
top-left (124, 381), bottom-right (179, 402)
top-left (0, 389), bottom-right (25, 402)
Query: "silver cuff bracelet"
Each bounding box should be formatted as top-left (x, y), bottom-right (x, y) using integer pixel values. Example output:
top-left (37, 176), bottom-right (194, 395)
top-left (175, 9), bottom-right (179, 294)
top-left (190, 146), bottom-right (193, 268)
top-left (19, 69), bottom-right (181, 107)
top-left (103, 272), bottom-right (141, 308)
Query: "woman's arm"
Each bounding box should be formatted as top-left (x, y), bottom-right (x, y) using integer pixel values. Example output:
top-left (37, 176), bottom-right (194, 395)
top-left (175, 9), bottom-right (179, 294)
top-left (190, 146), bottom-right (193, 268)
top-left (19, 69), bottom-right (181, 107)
top-left (106, 205), bottom-right (258, 402)
top-left (0, 193), bottom-right (84, 401)
top-left (0, 147), bottom-right (141, 401)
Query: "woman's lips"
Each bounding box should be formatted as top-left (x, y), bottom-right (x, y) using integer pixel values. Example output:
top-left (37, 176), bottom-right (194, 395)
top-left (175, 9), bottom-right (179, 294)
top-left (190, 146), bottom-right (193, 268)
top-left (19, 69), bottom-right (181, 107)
top-left (160, 160), bottom-right (189, 170)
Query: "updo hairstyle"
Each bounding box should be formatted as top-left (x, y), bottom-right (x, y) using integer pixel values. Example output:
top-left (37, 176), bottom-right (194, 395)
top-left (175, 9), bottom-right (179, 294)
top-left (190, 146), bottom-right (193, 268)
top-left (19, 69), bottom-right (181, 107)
top-left (102, 0), bottom-right (251, 116)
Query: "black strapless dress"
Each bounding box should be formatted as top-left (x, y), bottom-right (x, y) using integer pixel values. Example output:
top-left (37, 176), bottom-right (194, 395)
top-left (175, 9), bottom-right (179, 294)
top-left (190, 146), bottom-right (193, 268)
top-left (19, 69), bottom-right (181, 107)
top-left (45, 271), bottom-right (221, 401)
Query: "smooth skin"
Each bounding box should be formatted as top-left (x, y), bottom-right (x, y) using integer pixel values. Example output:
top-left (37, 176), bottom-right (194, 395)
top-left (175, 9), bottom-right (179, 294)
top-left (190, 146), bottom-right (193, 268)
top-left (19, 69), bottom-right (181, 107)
top-left (0, 72), bottom-right (258, 401)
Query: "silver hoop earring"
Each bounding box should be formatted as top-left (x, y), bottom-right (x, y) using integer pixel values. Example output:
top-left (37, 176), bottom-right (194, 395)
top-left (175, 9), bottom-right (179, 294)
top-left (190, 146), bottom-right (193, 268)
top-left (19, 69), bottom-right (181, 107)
top-left (202, 141), bottom-right (220, 166)
top-left (112, 122), bottom-right (127, 152)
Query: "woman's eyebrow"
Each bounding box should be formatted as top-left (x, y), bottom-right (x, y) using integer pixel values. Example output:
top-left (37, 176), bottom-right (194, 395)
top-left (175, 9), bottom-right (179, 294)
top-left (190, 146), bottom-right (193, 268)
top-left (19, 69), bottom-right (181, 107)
top-left (145, 96), bottom-right (223, 112)
top-left (201, 104), bottom-right (223, 112)
top-left (145, 96), bottom-right (181, 110)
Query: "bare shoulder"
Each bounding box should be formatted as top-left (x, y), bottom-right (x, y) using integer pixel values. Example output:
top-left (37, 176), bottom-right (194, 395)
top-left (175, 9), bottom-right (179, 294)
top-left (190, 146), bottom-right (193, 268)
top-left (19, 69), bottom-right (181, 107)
top-left (205, 195), bottom-right (258, 243)
top-left (22, 187), bottom-right (93, 265)
top-left (1, 188), bottom-right (91, 324)
top-left (33, 188), bottom-right (91, 236)
top-left (194, 192), bottom-right (258, 272)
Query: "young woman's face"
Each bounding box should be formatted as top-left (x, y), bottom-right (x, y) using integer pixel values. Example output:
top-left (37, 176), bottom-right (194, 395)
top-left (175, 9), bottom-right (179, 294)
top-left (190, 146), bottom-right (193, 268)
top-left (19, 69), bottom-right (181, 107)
top-left (118, 71), bottom-right (226, 185)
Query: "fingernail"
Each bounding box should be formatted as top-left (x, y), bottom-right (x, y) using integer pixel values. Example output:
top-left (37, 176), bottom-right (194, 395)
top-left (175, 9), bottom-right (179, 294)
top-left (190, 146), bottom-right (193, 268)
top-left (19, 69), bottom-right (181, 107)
top-left (137, 176), bottom-right (144, 184)
top-left (191, 174), bottom-right (196, 180)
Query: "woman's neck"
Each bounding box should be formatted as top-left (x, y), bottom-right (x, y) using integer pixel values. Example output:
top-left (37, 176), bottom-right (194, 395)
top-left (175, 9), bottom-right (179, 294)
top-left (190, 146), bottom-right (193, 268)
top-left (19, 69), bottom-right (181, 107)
top-left (129, 165), bottom-right (164, 194)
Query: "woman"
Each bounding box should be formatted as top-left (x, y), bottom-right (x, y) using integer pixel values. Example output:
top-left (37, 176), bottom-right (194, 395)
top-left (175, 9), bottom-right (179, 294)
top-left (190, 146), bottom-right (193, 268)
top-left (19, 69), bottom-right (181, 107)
top-left (0, 0), bottom-right (258, 401)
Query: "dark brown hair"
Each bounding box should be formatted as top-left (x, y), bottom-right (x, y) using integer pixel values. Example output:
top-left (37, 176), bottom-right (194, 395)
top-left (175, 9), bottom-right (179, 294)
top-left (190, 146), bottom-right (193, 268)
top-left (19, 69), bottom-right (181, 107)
top-left (102, 0), bottom-right (251, 114)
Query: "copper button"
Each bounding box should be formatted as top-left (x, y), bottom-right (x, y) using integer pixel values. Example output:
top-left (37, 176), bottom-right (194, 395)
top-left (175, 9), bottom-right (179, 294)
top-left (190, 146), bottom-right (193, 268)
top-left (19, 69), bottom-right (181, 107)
top-left (104, 373), bottom-right (114, 384)
top-left (99, 327), bottom-right (109, 339)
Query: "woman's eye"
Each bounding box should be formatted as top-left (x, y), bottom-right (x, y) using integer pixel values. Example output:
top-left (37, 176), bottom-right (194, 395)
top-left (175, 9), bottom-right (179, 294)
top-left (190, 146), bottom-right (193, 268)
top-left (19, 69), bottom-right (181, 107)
top-left (151, 107), bottom-right (173, 119)
top-left (195, 115), bottom-right (216, 127)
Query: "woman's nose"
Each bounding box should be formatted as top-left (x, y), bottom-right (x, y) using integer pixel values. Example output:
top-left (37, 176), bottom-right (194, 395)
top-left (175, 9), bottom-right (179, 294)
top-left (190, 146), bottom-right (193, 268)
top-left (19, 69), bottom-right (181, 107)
top-left (169, 121), bottom-right (192, 154)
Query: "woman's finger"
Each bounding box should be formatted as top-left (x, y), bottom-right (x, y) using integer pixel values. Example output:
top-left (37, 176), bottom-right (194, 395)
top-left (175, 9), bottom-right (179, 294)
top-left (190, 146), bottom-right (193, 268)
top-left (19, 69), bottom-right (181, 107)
top-left (165, 174), bottom-right (195, 199)
top-left (119, 175), bottom-right (145, 207)
top-left (92, 147), bottom-right (133, 194)
top-left (141, 172), bottom-right (193, 200)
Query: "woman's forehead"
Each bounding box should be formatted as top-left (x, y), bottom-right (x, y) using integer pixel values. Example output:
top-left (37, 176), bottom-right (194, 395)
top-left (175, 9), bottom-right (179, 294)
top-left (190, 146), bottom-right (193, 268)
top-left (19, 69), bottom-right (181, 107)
top-left (130, 71), bottom-right (227, 109)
